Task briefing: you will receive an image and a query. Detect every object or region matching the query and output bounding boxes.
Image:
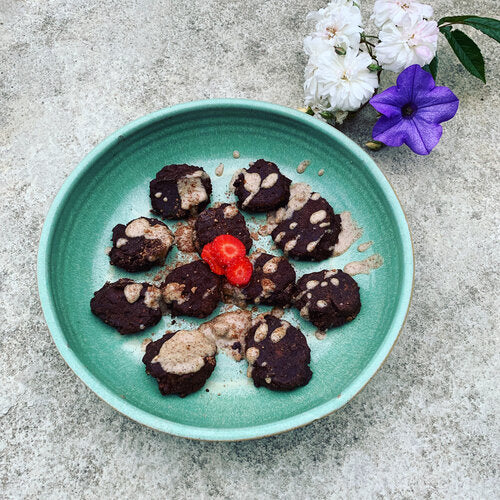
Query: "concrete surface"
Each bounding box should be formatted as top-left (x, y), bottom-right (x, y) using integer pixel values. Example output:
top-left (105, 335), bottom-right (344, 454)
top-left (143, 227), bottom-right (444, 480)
top-left (1, 0), bottom-right (499, 498)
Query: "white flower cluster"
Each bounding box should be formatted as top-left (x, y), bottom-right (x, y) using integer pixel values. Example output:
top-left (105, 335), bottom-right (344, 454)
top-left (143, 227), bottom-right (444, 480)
top-left (304, 0), bottom-right (378, 116)
top-left (304, 0), bottom-right (438, 116)
top-left (373, 0), bottom-right (438, 73)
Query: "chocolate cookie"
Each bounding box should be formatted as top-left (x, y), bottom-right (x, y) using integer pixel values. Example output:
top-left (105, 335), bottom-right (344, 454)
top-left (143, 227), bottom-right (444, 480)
top-left (271, 183), bottom-right (341, 261)
top-left (161, 260), bottom-right (222, 318)
top-left (90, 279), bottom-right (162, 334)
top-left (194, 203), bottom-right (252, 253)
top-left (150, 164), bottom-right (212, 219)
top-left (245, 314), bottom-right (312, 391)
top-left (293, 269), bottom-right (361, 330)
top-left (224, 252), bottom-right (296, 307)
top-left (232, 159), bottom-right (291, 212)
top-left (109, 217), bottom-right (174, 272)
top-left (143, 329), bottom-right (216, 397)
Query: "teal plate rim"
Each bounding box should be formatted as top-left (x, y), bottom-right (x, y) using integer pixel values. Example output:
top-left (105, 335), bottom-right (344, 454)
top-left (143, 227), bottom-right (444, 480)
top-left (37, 98), bottom-right (414, 441)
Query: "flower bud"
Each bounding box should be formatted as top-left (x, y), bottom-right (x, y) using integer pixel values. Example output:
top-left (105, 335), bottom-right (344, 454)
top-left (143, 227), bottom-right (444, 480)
top-left (365, 140), bottom-right (384, 151)
top-left (297, 106), bottom-right (316, 116)
top-left (368, 63), bottom-right (382, 72)
top-left (319, 110), bottom-right (335, 120)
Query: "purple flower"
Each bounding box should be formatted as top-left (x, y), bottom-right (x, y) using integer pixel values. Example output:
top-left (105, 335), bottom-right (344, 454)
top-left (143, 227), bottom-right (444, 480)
top-left (370, 65), bottom-right (459, 155)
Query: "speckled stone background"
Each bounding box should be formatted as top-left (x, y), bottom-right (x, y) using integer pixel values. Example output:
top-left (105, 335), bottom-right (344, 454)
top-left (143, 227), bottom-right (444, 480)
top-left (1, 0), bottom-right (499, 497)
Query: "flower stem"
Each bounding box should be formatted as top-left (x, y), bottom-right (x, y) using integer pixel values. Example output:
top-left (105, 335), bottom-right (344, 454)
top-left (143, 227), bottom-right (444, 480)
top-left (360, 33), bottom-right (379, 59)
top-left (364, 42), bottom-right (374, 59)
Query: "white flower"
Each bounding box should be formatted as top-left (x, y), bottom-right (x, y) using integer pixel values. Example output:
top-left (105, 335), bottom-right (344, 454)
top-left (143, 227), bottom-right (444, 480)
top-left (371, 0), bottom-right (433, 28)
top-left (307, 0), bottom-right (360, 21)
top-left (375, 20), bottom-right (438, 73)
top-left (314, 49), bottom-right (379, 111)
top-left (304, 34), bottom-right (331, 58)
top-left (304, 37), bottom-right (332, 110)
top-left (307, 1), bottom-right (363, 50)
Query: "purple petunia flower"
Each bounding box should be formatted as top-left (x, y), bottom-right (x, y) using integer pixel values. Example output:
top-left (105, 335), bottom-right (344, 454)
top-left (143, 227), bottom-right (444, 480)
top-left (370, 64), bottom-right (459, 155)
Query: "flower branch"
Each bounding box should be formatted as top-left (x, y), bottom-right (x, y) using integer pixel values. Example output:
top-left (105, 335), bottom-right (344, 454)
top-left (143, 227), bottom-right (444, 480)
top-left (303, 0), bottom-right (500, 155)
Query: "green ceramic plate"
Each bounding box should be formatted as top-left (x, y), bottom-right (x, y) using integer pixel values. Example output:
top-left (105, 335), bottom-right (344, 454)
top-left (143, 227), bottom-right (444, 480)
top-left (38, 99), bottom-right (413, 441)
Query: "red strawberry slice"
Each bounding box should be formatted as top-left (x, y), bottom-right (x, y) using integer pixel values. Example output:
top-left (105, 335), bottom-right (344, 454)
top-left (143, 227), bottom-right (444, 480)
top-left (212, 234), bottom-right (247, 267)
top-left (225, 256), bottom-right (253, 287)
top-left (201, 243), bottom-right (225, 275)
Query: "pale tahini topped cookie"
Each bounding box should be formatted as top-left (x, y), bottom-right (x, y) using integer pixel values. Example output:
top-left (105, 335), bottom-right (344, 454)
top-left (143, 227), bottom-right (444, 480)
top-left (245, 314), bottom-right (312, 391)
top-left (293, 269), bottom-right (361, 330)
top-left (109, 217), bottom-right (174, 272)
top-left (150, 164), bottom-right (212, 219)
top-left (270, 183), bottom-right (342, 261)
top-left (232, 159), bottom-right (291, 212)
top-left (90, 278), bottom-right (162, 334)
top-left (161, 260), bottom-right (222, 318)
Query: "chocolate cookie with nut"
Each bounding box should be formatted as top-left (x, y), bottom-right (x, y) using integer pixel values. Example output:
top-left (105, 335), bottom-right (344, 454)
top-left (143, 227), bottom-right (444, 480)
top-left (271, 183), bottom-right (341, 261)
top-left (161, 260), bottom-right (222, 318)
top-left (90, 278), bottom-right (162, 334)
top-left (224, 252), bottom-right (296, 307)
top-left (193, 203), bottom-right (252, 253)
top-left (293, 269), bottom-right (361, 330)
top-left (109, 217), bottom-right (174, 272)
top-left (150, 164), bottom-right (212, 219)
top-left (245, 314), bottom-right (312, 391)
top-left (232, 159), bottom-right (291, 212)
top-left (143, 329), bottom-right (216, 397)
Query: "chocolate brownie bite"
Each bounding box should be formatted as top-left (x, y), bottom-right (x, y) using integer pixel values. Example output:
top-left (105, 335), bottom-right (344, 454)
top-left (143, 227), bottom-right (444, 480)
top-left (293, 269), bottom-right (361, 330)
top-left (161, 260), bottom-right (222, 318)
top-left (224, 252), bottom-right (296, 307)
top-left (245, 314), bottom-right (312, 391)
top-left (90, 278), bottom-right (162, 334)
top-left (194, 203), bottom-right (252, 253)
top-left (143, 329), bottom-right (216, 397)
top-left (150, 164), bottom-right (212, 219)
top-left (232, 159), bottom-right (291, 212)
top-left (271, 183), bottom-right (341, 261)
top-left (109, 217), bottom-right (174, 272)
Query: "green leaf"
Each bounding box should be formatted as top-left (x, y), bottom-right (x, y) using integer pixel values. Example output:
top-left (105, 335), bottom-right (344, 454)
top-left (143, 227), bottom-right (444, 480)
top-left (429, 55), bottom-right (439, 80)
top-left (441, 28), bottom-right (486, 82)
top-left (423, 55), bottom-right (438, 80)
top-left (438, 16), bottom-right (500, 43)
